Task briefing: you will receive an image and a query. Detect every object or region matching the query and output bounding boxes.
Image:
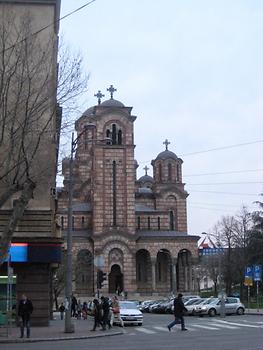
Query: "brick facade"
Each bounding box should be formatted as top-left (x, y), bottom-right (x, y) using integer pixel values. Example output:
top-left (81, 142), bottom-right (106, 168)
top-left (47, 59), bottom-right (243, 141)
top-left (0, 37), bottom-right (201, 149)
top-left (57, 91), bottom-right (199, 296)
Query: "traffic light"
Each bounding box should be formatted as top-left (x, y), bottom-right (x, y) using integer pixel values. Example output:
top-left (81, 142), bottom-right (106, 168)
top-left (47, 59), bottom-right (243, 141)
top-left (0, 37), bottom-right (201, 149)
top-left (97, 269), bottom-right (107, 289)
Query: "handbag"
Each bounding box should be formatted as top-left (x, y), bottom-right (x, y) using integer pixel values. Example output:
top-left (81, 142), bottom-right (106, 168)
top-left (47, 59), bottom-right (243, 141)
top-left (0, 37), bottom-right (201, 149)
top-left (112, 306), bottom-right (120, 314)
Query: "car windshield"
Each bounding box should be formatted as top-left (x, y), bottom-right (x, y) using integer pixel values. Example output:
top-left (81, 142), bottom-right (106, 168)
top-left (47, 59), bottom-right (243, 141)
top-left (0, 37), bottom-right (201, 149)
top-left (192, 299), bottom-right (204, 305)
top-left (185, 298), bottom-right (200, 306)
top-left (120, 302), bottom-right (138, 309)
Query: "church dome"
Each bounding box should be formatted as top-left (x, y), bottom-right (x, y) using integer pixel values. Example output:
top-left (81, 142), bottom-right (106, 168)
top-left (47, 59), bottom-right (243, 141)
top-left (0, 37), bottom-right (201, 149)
top-left (155, 150), bottom-right (178, 161)
top-left (138, 174), bottom-right (154, 183)
top-left (100, 98), bottom-right (125, 107)
top-left (82, 106), bottom-right (95, 117)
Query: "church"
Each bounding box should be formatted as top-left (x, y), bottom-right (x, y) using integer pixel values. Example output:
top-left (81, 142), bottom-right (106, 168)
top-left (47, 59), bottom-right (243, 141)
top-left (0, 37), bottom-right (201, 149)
top-left (57, 85), bottom-right (199, 297)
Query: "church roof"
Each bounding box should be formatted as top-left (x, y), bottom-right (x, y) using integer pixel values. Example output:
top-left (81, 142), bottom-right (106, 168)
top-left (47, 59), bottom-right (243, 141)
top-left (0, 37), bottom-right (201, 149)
top-left (135, 204), bottom-right (156, 212)
top-left (100, 98), bottom-right (125, 107)
top-left (138, 175), bottom-right (154, 183)
top-left (82, 106), bottom-right (95, 117)
top-left (155, 150), bottom-right (178, 161)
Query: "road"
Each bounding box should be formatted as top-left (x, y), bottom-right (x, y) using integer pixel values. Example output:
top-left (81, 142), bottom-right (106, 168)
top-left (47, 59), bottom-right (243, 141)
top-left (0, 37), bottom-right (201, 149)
top-left (3, 313), bottom-right (263, 350)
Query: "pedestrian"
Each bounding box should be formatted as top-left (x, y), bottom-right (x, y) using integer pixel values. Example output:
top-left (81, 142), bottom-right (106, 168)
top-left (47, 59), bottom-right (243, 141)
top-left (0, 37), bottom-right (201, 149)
top-left (82, 301), bottom-right (88, 320)
top-left (167, 293), bottom-right (188, 331)
top-left (76, 299), bottom-right (82, 319)
top-left (59, 302), bottom-right (65, 320)
top-left (101, 296), bottom-right (111, 330)
top-left (71, 294), bottom-right (77, 317)
top-left (18, 294), bottom-right (33, 338)
top-left (90, 299), bottom-right (103, 331)
top-left (110, 295), bottom-right (124, 327)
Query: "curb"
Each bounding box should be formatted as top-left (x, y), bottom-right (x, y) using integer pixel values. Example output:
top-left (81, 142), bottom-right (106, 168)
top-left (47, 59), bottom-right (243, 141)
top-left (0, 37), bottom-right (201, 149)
top-left (0, 330), bottom-right (123, 344)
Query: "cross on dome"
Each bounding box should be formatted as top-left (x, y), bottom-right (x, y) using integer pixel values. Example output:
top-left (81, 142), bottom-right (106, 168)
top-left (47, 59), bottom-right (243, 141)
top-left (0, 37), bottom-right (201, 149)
top-left (107, 84), bottom-right (117, 99)
top-left (94, 90), bottom-right (105, 105)
top-left (143, 165), bottom-right (149, 175)
top-left (163, 139), bottom-right (170, 151)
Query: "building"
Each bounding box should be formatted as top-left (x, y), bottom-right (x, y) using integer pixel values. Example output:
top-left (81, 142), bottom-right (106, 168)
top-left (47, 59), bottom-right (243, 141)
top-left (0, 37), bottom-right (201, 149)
top-left (57, 85), bottom-right (199, 297)
top-left (0, 0), bottom-right (61, 325)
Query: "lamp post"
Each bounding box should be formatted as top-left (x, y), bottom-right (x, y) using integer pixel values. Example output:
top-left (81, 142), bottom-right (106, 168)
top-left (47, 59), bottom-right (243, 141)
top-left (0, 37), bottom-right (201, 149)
top-left (64, 125), bottom-right (95, 333)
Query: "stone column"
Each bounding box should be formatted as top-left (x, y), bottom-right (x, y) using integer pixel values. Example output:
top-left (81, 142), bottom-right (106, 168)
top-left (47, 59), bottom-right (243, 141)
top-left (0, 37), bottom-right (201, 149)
top-left (151, 258), bottom-right (156, 293)
top-left (171, 258), bottom-right (177, 295)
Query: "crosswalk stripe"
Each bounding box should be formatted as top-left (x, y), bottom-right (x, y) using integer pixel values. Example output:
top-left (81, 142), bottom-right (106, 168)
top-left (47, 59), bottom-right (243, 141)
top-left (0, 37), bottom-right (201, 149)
top-left (191, 324), bottom-right (220, 330)
top-left (215, 320), bottom-right (263, 328)
top-left (134, 327), bottom-right (156, 334)
top-left (210, 323), bottom-right (238, 329)
top-left (153, 326), bottom-right (170, 332)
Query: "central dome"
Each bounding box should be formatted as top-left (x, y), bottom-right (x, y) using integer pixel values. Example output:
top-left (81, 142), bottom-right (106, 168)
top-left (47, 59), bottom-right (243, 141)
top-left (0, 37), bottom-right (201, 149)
top-left (156, 150), bottom-right (178, 161)
top-left (100, 99), bottom-right (125, 107)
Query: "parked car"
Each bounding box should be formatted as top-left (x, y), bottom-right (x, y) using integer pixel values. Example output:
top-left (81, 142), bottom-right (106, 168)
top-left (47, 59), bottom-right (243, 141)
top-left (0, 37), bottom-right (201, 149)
top-left (184, 298), bottom-right (204, 315)
top-left (149, 299), bottom-right (167, 313)
top-left (140, 300), bottom-right (155, 312)
top-left (114, 301), bottom-right (143, 326)
top-left (193, 297), bottom-right (245, 317)
top-left (151, 300), bottom-right (172, 314)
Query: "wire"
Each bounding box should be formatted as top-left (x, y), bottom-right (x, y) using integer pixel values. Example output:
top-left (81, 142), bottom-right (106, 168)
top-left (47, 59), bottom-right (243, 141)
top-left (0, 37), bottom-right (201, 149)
top-left (138, 139), bottom-right (263, 166)
top-left (181, 140), bottom-right (263, 157)
top-left (190, 190), bottom-right (259, 196)
top-left (0, 0), bottom-right (96, 54)
top-left (184, 168), bottom-right (263, 177)
top-left (187, 181), bottom-right (263, 186)
top-left (188, 201), bottom-right (256, 208)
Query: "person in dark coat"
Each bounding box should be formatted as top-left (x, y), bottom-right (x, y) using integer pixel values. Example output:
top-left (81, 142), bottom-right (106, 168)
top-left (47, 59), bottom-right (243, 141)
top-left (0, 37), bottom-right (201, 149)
top-left (90, 299), bottom-right (103, 331)
top-left (18, 294), bottom-right (33, 338)
top-left (101, 296), bottom-right (111, 330)
top-left (167, 293), bottom-right (188, 331)
top-left (71, 294), bottom-right (78, 317)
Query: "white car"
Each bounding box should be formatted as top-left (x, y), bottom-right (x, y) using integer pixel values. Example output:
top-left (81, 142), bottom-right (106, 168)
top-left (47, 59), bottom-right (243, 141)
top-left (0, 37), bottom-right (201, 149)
top-left (114, 301), bottom-right (143, 326)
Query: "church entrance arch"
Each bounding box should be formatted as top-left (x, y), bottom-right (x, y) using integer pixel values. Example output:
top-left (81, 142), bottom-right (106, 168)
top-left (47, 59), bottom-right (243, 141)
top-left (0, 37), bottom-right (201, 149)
top-left (108, 264), bottom-right (123, 294)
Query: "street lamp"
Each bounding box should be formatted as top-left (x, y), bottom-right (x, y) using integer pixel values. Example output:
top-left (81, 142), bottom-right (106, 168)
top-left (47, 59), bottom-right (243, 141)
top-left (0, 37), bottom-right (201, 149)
top-left (64, 124), bottom-right (96, 333)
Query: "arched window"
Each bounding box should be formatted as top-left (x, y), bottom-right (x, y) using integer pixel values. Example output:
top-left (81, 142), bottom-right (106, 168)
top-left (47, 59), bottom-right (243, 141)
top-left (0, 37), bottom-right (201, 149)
top-left (159, 163), bottom-right (162, 182)
top-left (61, 216), bottom-right (64, 230)
top-left (106, 123), bottom-right (123, 145)
top-left (147, 217), bottom-right (151, 230)
top-left (137, 217), bottom-right (141, 230)
top-left (81, 216), bottom-right (85, 228)
top-left (169, 211), bottom-right (174, 230)
top-left (168, 163), bottom-right (172, 181)
top-left (158, 217), bottom-right (161, 230)
top-left (176, 164), bottom-right (180, 181)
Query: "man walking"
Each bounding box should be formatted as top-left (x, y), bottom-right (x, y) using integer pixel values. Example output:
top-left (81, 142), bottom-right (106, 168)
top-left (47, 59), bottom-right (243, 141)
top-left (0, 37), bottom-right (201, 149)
top-left (167, 293), bottom-right (188, 331)
top-left (18, 294), bottom-right (33, 338)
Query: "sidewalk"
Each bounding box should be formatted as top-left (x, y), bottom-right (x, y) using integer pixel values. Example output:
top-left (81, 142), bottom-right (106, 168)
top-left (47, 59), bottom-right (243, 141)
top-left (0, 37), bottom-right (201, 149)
top-left (0, 313), bottom-right (123, 344)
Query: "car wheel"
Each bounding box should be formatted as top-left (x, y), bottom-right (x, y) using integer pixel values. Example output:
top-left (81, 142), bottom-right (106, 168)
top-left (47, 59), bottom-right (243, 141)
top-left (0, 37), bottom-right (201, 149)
top-left (208, 308), bottom-right (216, 317)
top-left (236, 307), bottom-right (244, 315)
top-left (138, 323), bottom-right (143, 326)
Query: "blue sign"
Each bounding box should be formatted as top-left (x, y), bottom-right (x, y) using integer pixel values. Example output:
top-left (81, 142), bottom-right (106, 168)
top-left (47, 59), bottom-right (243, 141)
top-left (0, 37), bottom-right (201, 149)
top-left (254, 265), bottom-right (262, 281)
top-left (245, 266), bottom-right (253, 278)
top-left (199, 248), bottom-right (224, 256)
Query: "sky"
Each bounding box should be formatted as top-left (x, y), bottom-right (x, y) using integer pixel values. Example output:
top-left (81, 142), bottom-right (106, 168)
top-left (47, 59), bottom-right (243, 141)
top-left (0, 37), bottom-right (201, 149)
top-left (59, 0), bottom-right (263, 237)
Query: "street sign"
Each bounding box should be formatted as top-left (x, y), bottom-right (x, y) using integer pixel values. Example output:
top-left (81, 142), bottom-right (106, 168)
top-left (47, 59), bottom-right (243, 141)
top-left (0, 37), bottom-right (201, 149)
top-left (244, 266), bottom-right (253, 286)
top-left (254, 265), bottom-right (262, 281)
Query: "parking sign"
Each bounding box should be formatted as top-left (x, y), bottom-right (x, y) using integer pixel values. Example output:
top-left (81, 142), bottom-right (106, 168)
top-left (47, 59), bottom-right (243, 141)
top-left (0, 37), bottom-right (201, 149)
top-left (254, 265), bottom-right (262, 281)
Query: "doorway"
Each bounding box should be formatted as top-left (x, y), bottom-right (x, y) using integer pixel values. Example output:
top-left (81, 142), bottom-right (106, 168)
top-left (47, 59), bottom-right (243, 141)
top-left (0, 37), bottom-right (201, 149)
top-left (108, 264), bottom-right (123, 294)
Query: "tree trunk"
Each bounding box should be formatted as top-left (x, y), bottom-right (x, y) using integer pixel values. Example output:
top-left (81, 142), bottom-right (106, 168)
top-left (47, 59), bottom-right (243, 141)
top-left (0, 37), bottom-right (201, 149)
top-left (0, 179), bottom-right (35, 264)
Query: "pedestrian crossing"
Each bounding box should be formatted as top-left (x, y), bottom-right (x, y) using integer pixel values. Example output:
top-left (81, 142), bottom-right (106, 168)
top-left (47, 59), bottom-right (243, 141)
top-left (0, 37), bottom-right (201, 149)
top-left (124, 319), bottom-right (263, 336)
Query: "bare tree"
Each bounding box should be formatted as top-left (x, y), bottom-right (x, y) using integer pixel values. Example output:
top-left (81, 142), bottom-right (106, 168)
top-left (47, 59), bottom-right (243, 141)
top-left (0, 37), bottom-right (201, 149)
top-left (0, 8), bottom-right (88, 264)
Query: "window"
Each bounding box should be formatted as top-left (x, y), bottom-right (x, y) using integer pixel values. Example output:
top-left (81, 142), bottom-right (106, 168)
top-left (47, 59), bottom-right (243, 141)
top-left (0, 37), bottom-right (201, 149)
top-left (61, 216), bottom-right (64, 230)
top-left (169, 211), bottom-right (174, 230)
top-left (176, 164), bottom-right (180, 181)
top-left (137, 217), bottom-right (141, 229)
top-left (106, 123), bottom-right (123, 145)
top-left (159, 163), bottom-right (162, 182)
top-left (168, 163), bottom-right (172, 181)
top-left (158, 262), bottom-right (162, 281)
top-left (158, 217), bottom-right (161, 230)
top-left (147, 217), bottom-right (151, 230)
top-left (72, 216), bottom-right (75, 231)
top-left (81, 216), bottom-right (85, 228)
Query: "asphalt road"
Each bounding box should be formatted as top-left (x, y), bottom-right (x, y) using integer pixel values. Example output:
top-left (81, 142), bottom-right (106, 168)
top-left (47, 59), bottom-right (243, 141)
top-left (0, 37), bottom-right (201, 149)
top-left (3, 313), bottom-right (263, 350)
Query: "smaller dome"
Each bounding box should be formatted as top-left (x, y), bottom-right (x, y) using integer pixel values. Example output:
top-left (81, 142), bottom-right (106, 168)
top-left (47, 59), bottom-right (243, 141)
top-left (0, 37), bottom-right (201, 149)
top-left (100, 99), bottom-right (125, 107)
top-left (82, 106), bottom-right (95, 117)
top-left (156, 150), bottom-right (178, 161)
top-left (138, 187), bottom-right (153, 194)
top-left (138, 175), bottom-right (154, 183)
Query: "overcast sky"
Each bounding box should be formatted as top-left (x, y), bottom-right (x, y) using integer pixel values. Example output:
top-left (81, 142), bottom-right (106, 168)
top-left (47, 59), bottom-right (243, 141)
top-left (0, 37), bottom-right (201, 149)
top-left (59, 0), bottom-right (263, 237)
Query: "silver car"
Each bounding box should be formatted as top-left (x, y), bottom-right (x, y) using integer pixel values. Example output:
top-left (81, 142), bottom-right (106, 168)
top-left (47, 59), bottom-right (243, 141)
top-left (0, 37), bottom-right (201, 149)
top-left (193, 297), bottom-right (245, 317)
